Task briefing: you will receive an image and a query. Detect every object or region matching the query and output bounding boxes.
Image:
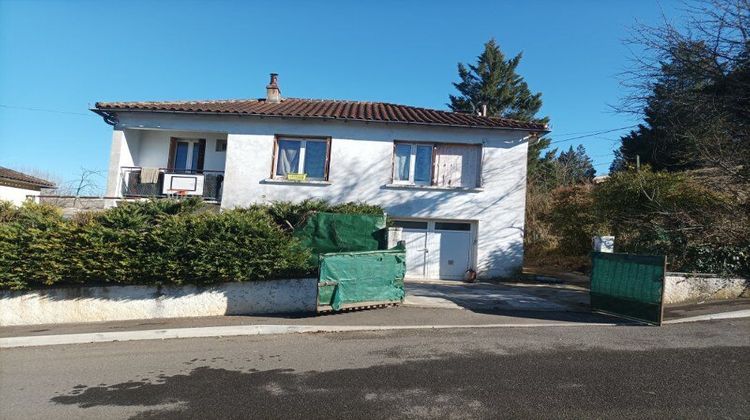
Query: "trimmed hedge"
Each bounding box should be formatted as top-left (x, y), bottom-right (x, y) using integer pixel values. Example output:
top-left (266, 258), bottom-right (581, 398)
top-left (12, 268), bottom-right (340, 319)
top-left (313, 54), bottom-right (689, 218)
top-left (0, 198), bottom-right (384, 291)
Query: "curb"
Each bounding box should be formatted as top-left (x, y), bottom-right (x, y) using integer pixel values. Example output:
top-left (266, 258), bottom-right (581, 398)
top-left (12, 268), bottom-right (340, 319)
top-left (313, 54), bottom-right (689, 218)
top-left (0, 322), bottom-right (619, 349)
top-left (662, 309), bottom-right (750, 324)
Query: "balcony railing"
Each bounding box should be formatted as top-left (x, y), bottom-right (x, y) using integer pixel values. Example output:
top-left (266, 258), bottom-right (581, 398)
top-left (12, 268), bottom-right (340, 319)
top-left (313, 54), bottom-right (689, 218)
top-left (120, 167), bottom-right (224, 202)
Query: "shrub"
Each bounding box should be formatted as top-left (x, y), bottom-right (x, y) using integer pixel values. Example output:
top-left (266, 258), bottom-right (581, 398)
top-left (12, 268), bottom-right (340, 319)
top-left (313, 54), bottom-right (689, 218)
top-left (254, 199), bottom-right (384, 232)
top-left (0, 203), bottom-right (69, 289)
top-left (547, 184), bottom-right (604, 257)
top-left (524, 167), bottom-right (749, 276)
top-left (594, 168), bottom-right (748, 274)
top-left (0, 198), bottom-right (381, 290)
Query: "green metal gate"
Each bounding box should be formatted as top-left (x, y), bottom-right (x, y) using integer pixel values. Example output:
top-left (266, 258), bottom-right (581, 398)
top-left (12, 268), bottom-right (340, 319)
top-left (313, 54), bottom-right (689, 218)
top-left (590, 252), bottom-right (667, 325)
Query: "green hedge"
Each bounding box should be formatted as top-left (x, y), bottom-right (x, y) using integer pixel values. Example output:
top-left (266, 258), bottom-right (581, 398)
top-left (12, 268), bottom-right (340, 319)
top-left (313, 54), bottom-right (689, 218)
top-left (0, 199), bottom-right (383, 291)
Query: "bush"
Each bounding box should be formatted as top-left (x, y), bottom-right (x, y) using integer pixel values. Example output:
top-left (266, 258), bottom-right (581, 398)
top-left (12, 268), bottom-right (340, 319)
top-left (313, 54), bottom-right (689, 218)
top-left (0, 203), bottom-right (69, 289)
top-left (525, 167), bottom-right (749, 276)
top-left (252, 199), bottom-right (384, 232)
top-left (0, 199), bottom-right (382, 290)
top-left (593, 168), bottom-right (744, 272)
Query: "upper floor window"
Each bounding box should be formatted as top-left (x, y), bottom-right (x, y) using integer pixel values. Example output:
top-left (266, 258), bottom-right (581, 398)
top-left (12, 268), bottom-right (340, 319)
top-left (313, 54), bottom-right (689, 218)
top-left (392, 142), bottom-right (481, 188)
top-left (394, 143), bottom-right (433, 185)
top-left (273, 136), bottom-right (330, 180)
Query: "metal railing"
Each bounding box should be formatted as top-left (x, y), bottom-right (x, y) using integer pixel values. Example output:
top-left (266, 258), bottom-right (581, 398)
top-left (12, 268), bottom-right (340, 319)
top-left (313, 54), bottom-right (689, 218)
top-left (120, 167), bottom-right (224, 202)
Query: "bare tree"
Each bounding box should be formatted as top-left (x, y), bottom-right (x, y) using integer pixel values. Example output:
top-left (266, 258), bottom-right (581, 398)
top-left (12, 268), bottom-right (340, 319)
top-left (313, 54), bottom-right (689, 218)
top-left (616, 0), bottom-right (749, 187)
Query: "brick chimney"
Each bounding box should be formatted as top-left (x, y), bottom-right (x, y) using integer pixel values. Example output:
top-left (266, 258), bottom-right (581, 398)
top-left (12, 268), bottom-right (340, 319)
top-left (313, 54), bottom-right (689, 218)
top-left (266, 73), bottom-right (281, 103)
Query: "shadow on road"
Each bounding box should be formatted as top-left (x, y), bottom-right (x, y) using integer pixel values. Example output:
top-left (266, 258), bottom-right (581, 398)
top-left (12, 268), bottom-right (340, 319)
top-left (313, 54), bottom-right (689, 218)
top-left (50, 347), bottom-right (750, 419)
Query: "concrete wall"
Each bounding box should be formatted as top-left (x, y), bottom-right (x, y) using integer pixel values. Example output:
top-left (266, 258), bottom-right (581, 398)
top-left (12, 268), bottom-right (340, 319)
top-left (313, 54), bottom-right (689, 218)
top-left (664, 273), bottom-right (749, 305)
top-left (0, 185), bottom-right (40, 206)
top-left (0, 279), bottom-right (317, 326)
top-left (108, 112), bottom-right (532, 277)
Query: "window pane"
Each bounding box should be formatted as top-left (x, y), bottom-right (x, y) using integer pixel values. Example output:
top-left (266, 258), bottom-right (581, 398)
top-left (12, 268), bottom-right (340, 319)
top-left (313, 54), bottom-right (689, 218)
top-left (303, 141), bottom-right (327, 179)
top-left (191, 143), bottom-right (201, 172)
top-left (394, 144), bottom-right (411, 181)
top-left (174, 142), bottom-right (189, 171)
top-left (276, 140), bottom-right (300, 176)
top-left (393, 220), bottom-right (428, 230)
top-left (435, 222), bottom-right (471, 231)
top-left (414, 145), bottom-right (432, 183)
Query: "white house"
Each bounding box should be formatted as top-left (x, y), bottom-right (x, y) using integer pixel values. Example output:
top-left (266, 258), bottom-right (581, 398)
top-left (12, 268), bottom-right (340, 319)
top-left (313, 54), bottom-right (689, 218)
top-left (93, 74), bottom-right (548, 279)
top-left (0, 167), bottom-right (55, 206)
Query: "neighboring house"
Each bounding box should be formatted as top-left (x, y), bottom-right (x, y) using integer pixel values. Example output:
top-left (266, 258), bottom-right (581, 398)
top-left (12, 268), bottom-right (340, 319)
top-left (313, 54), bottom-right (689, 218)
top-left (0, 167), bottom-right (56, 206)
top-left (92, 74), bottom-right (548, 279)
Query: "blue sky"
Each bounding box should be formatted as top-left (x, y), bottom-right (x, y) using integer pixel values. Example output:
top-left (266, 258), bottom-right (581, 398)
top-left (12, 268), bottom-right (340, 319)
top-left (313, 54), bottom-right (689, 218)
top-left (0, 0), bottom-right (685, 191)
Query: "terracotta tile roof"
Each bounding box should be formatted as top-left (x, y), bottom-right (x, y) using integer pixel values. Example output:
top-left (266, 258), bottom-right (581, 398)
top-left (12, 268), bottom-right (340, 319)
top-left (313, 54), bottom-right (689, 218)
top-left (93, 98), bottom-right (548, 131)
top-left (0, 166), bottom-right (56, 189)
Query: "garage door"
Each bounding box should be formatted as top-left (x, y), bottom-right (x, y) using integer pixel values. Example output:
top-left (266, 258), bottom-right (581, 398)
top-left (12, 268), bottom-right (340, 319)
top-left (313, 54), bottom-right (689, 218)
top-left (393, 220), bottom-right (474, 280)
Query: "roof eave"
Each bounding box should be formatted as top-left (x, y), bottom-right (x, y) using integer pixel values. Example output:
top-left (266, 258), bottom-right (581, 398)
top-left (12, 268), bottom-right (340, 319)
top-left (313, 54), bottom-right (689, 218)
top-left (92, 108), bottom-right (550, 133)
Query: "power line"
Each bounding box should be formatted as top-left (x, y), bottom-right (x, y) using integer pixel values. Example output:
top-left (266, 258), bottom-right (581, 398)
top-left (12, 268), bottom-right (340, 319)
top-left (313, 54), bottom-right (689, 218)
top-left (548, 125), bottom-right (637, 145)
top-left (0, 104), bottom-right (94, 117)
top-left (551, 125), bottom-right (637, 137)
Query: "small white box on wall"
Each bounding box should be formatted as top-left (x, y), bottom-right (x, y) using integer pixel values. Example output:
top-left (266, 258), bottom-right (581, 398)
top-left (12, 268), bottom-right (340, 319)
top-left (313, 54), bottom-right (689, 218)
top-left (593, 236), bottom-right (615, 253)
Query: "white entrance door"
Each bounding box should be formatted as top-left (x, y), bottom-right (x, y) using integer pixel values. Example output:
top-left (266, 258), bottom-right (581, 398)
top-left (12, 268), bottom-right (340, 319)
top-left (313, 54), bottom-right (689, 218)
top-left (399, 221), bottom-right (429, 278)
top-left (394, 220), bottom-right (474, 280)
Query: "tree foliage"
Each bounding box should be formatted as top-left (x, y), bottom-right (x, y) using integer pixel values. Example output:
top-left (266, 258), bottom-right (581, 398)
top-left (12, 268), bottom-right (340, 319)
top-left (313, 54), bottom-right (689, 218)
top-left (449, 38), bottom-right (551, 178)
top-left (612, 0), bottom-right (750, 186)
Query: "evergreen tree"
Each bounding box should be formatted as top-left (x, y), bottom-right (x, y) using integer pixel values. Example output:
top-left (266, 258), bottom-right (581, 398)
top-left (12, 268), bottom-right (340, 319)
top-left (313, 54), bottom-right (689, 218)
top-left (556, 145), bottom-right (596, 185)
top-left (613, 0), bottom-right (750, 183)
top-left (449, 39), bottom-right (550, 179)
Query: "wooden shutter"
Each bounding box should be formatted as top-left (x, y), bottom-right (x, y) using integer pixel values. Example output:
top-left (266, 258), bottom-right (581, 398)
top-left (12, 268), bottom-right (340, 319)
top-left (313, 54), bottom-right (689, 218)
top-left (196, 139), bottom-right (206, 172)
top-left (167, 138), bottom-right (177, 169)
top-left (433, 144), bottom-right (481, 188)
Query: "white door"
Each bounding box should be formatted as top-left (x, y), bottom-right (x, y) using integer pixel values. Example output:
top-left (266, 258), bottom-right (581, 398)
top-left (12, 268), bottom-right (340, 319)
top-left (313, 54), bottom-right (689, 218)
top-left (394, 220), bottom-right (474, 280)
top-left (432, 222), bottom-right (473, 279)
top-left (399, 221), bottom-right (429, 278)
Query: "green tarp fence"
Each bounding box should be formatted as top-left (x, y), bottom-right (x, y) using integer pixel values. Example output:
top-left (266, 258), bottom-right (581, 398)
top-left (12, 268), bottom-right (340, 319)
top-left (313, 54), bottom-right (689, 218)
top-left (295, 212), bottom-right (387, 264)
top-left (590, 252), bottom-right (666, 325)
top-left (318, 246), bottom-right (406, 311)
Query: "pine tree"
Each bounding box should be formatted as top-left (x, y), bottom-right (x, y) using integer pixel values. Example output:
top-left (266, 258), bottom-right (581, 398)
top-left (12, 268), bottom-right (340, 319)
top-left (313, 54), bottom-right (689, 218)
top-left (556, 145), bottom-right (596, 185)
top-left (449, 39), bottom-right (550, 178)
top-left (449, 39), bottom-right (543, 120)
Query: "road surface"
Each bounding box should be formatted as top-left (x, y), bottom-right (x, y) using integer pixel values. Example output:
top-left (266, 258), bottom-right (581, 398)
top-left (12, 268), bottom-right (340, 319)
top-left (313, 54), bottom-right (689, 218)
top-left (1, 319), bottom-right (748, 419)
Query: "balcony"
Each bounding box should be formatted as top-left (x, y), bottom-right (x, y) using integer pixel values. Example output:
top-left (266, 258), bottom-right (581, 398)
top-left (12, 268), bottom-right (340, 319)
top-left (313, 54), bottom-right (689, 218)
top-left (120, 167), bottom-right (224, 202)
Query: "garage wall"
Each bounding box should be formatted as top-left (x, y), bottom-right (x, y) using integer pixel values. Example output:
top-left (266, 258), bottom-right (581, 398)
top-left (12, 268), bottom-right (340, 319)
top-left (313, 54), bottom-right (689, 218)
top-left (113, 112), bottom-right (531, 278)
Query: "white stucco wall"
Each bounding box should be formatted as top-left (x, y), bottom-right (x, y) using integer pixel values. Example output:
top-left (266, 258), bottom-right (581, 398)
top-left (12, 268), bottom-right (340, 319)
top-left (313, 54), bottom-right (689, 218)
top-left (108, 112), bottom-right (532, 277)
top-left (0, 185), bottom-right (40, 206)
top-left (136, 130), bottom-right (227, 172)
top-left (0, 279), bottom-right (318, 326)
top-left (664, 273), bottom-right (749, 305)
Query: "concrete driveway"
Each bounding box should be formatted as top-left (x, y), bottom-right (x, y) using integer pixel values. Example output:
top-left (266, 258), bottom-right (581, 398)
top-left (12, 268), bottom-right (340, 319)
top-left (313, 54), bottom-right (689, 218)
top-left (403, 279), bottom-right (589, 313)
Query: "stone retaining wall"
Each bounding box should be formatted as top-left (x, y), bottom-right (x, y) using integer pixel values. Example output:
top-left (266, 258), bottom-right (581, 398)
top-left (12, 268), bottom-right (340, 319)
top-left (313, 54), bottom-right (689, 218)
top-left (664, 273), bottom-right (749, 305)
top-left (0, 279), bottom-right (317, 327)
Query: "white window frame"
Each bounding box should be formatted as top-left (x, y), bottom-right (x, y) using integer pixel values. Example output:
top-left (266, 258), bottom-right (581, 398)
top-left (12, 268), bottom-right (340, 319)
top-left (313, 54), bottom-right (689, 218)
top-left (273, 136), bottom-right (330, 181)
top-left (172, 138), bottom-right (203, 172)
top-left (393, 142), bottom-right (433, 186)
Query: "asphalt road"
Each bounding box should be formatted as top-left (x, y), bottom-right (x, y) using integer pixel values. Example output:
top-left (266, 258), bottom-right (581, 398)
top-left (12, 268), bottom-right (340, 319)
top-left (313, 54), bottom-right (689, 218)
top-left (1, 319), bottom-right (748, 419)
